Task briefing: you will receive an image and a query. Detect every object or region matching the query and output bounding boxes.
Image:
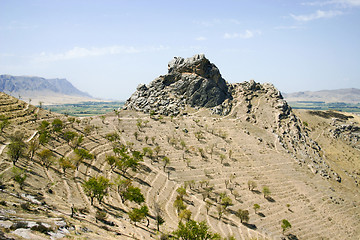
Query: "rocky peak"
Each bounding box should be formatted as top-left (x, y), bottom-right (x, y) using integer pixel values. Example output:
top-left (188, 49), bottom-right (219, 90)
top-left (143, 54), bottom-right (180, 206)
top-left (124, 54), bottom-right (232, 115)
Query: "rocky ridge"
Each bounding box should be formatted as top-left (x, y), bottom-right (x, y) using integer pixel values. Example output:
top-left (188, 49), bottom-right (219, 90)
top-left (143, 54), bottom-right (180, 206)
top-left (125, 54), bottom-right (341, 182)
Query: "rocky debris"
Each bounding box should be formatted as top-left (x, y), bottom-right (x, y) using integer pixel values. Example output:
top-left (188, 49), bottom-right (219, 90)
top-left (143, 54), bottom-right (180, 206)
top-left (330, 123), bottom-right (360, 149)
top-left (124, 54), bottom-right (232, 116)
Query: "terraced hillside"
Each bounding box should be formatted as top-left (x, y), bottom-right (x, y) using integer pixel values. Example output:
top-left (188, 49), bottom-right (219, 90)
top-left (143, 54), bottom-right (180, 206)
top-left (0, 90), bottom-right (359, 240)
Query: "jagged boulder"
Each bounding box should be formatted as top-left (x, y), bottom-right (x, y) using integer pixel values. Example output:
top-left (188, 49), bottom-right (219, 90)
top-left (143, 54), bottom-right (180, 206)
top-left (124, 54), bottom-right (232, 115)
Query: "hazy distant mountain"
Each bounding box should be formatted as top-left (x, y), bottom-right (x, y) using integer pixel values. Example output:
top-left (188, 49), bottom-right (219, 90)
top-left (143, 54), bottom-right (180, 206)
top-left (283, 88), bottom-right (360, 103)
top-left (0, 74), bottom-right (95, 105)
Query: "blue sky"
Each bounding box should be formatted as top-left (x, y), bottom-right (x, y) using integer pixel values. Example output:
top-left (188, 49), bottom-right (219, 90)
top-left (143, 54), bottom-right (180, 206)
top-left (1, 0), bottom-right (360, 100)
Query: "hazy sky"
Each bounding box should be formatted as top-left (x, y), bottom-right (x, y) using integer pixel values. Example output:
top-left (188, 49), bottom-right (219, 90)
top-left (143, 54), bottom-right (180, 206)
top-left (1, 0), bottom-right (360, 100)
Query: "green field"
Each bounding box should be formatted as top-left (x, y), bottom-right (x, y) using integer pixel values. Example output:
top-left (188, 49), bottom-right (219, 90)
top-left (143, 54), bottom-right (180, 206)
top-left (288, 101), bottom-right (360, 114)
top-left (43, 101), bottom-right (124, 117)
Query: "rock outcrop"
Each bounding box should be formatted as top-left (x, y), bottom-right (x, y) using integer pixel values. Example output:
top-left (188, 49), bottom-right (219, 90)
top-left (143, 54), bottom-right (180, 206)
top-left (124, 54), bottom-right (232, 116)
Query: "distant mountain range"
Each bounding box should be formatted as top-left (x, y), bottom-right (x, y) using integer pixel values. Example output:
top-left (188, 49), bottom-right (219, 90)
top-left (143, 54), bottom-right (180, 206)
top-left (0, 75), bottom-right (94, 105)
top-left (283, 88), bottom-right (360, 103)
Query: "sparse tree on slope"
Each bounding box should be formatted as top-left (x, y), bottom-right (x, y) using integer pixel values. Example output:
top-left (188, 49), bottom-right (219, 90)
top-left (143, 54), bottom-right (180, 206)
top-left (172, 220), bottom-right (221, 240)
top-left (281, 219), bottom-right (292, 234)
top-left (82, 176), bottom-right (111, 205)
top-left (7, 132), bottom-right (26, 166)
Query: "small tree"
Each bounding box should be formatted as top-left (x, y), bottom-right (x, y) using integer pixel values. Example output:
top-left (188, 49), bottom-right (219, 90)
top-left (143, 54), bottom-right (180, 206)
top-left (281, 219), bottom-right (292, 234)
top-left (82, 176), bottom-right (111, 205)
top-left (162, 156), bottom-right (170, 172)
top-left (74, 148), bottom-right (93, 170)
top-left (172, 220), bottom-right (220, 240)
top-left (58, 157), bottom-right (75, 174)
top-left (105, 155), bottom-right (118, 171)
top-left (37, 149), bottom-right (55, 169)
top-left (236, 209), bottom-right (249, 223)
top-left (219, 154), bottom-right (225, 164)
top-left (105, 132), bottom-right (119, 142)
top-left (52, 118), bottom-right (63, 133)
top-left (154, 202), bottom-right (165, 231)
top-left (179, 209), bottom-right (192, 222)
top-left (262, 186), bottom-right (271, 198)
top-left (0, 115), bottom-right (10, 132)
top-left (247, 180), bottom-right (257, 191)
top-left (220, 195), bottom-right (232, 211)
top-left (7, 138), bottom-right (26, 166)
top-left (12, 167), bottom-right (27, 190)
top-left (63, 131), bottom-right (78, 144)
top-left (114, 177), bottom-right (132, 203)
top-left (128, 205), bottom-right (149, 226)
top-left (27, 139), bottom-right (39, 161)
top-left (176, 186), bottom-right (187, 201)
top-left (173, 196), bottom-right (186, 214)
top-left (123, 185), bottom-right (145, 204)
top-left (253, 203), bottom-right (260, 214)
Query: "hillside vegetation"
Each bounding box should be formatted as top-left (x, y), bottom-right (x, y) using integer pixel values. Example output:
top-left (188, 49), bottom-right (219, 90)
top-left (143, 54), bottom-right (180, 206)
top-left (0, 91), bottom-right (359, 239)
top-left (0, 55), bottom-right (359, 239)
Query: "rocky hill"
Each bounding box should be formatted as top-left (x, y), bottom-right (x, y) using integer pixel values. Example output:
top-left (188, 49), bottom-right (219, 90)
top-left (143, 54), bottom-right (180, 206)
top-left (0, 55), bottom-right (359, 239)
top-left (0, 75), bottom-right (94, 105)
top-left (283, 88), bottom-right (360, 103)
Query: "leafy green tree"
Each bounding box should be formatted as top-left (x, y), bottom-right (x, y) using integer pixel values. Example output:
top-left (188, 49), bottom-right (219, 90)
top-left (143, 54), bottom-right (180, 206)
top-left (236, 209), bottom-right (249, 223)
top-left (247, 180), bottom-right (257, 191)
top-left (12, 167), bottom-right (27, 190)
top-left (220, 195), bottom-right (232, 211)
top-left (27, 139), bottom-right (39, 161)
top-left (176, 186), bottom-right (187, 201)
top-left (52, 118), bottom-right (63, 133)
top-left (74, 148), bottom-right (94, 170)
top-left (105, 132), bottom-right (119, 142)
top-left (116, 150), bottom-right (142, 175)
top-left (63, 131), bottom-right (78, 144)
top-left (7, 132), bottom-right (26, 166)
top-left (154, 145), bottom-right (161, 158)
top-left (105, 155), bottom-right (118, 171)
top-left (281, 219), bottom-right (292, 234)
top-left (128, 205), bottom-right (149, 226)
top-left (82, 176), bottom-right (111, 205)
top-left (0, 115), bottom-right (10, 132)
top-left (58, 157), bottom-right (75, 174)
top-left (162, 156), bottom-right (170, 172)
top-left (39, 120), bottom-right (50, 130)
top-left (114, 177), bottom-right (132, 202)
top-left (123, 185), bottom-right (145, 204)
top-left (38, 130), bottom-right (50, 146)
top-left (262, 186), bottom-right (271, 198)
top-left (172, 220), bottom-right (221, 240)
top-left (173, 196), bottom-right (186, 214)
top-left (253, 204), bottom-right (260, 214)
top-left (179, 209), bottom-right (192, 222)
top-left (195, 131), bottom-right (204, 141)
top-left (154, 202), bottom-right (165, 231)
top-left (37, 149), bottom-right (55, 169)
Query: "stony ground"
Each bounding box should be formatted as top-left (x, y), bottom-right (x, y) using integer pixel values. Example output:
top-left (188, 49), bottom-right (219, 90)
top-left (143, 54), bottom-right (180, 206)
top-left (0, 92), bottom-right (359, 240)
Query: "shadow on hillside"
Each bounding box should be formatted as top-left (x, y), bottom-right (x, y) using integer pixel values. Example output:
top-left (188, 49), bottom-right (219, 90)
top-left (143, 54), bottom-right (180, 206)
top-left (265, 196), bottom-right (276, 202)
top-left (133, 176), bottom-right (150, 187)
top-left (242, 222), bottom-right (257, 230)
top-left (139, 164), bottom-right (152, 173)
top-left (82, 161), bottom-right (101, 173)
top-left (251, 189), bottom-right (261, 195)
top-left (287, 233), bottom-right (299, 240)
top-left (257, 212), bottom-right (265, 217)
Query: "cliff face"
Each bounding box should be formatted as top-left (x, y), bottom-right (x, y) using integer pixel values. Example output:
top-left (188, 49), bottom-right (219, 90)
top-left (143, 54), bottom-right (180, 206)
top-left (0, 75), bottom-right (91, 97)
